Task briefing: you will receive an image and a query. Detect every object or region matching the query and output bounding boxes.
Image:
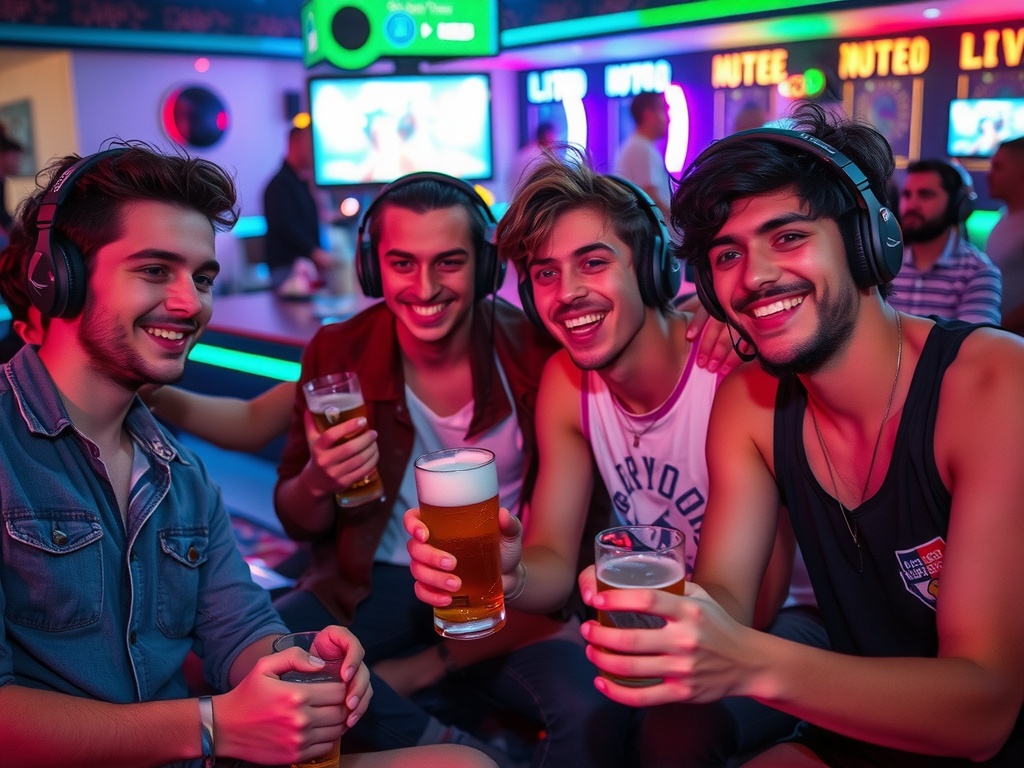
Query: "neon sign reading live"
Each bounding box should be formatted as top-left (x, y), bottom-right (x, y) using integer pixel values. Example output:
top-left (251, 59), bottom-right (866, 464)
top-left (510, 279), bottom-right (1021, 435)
top-left (526, 68), bottom-right (588, 103)
top-left (959, 26), bottom-right (1024, 70)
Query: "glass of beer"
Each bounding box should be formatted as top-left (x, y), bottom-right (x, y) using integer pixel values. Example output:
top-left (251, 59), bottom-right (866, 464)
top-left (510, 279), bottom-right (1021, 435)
top-left (303, 372), bottom-right (385, 507)
top-left (594, 525), bottom-right (686, 687)
top-left (272, 631), bottom-right (345, 768)
top-left (414, 447), bottom-right (506, 640)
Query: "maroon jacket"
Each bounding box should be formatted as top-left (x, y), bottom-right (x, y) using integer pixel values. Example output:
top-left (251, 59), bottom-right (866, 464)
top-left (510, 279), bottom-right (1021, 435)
top-left (275, 298), bottom-right (558, 622)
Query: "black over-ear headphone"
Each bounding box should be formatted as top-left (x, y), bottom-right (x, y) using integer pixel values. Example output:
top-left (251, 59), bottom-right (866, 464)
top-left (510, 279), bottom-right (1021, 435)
top-left (691, 128), bottom-right (904, 323)
top-left (27, 148), bottom-right (126, 319)
top-left (518, 175), bottom-right (682, 328)
top-left (945, 159), bottom-right (977, 226)
top-left (356, 171), bottom-right (504, 300)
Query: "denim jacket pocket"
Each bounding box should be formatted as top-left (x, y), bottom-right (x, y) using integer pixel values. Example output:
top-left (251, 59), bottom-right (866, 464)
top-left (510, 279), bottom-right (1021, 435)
top-left (2, 509), bottom-right (104, 631)
top-left (157, 527), bottom-right (208, 638)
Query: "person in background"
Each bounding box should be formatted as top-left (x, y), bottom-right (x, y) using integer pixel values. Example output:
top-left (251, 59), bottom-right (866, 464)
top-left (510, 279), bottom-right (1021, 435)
top-left (577, 102), bottom-right (1024, 765)
top-left (263, 125), bottom-right (334, 289)
top-left (273, 171), bottom-right (633, 768)
top-left (891, 159), bottom-right (1001, 324)
top-left (614, 91), bottom-right (672, 222)
top-left (0, 144), bottom-right (497, 768)
top-left (508, 121), bottom-right (557, 193)
top-left (0, 220), bottom-right (42, 362)
top-left (986, 136), bottom-right (1024, 334)
top-left (0, 126), bottom-right (25, 246)
top-left (406, 148), bottom-right (828, 767)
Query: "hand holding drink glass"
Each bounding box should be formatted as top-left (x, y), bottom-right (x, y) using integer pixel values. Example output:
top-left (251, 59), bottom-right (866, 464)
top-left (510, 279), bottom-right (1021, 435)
top-left (591, 525), bottom-right (686, 687)
top-left (272, 631), bottom-right (351, 768)
top-left (413, 447), bottom-right (507, 639)
top-left (303, 372), bottom-right (385, 507)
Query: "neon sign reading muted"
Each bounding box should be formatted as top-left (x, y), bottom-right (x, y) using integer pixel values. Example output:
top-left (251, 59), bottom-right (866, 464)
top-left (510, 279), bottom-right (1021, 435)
top-left (604, 59), bottom-right (672, 98)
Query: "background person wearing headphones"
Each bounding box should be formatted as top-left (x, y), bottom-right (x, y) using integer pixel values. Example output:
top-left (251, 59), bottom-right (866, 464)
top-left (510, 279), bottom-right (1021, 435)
top-left (405, 148), bottom-right (829, 767)
top-left (890, 159), bottom-right (1001, 324)
top-left (272, 172), bottom-right (634, 768)
top-left (576, 103), bottom-right (1024, 765)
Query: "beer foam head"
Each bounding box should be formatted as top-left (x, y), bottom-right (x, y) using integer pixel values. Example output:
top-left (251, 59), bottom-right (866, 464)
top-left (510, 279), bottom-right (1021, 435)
top-left (415, 448), bottom-right (498, 506)
top-left (304, 389), bottom-right (362, 415)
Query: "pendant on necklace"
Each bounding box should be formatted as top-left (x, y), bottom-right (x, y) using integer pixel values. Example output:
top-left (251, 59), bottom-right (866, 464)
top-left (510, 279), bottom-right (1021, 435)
top-left (633, 433), bottom-right (640, 448)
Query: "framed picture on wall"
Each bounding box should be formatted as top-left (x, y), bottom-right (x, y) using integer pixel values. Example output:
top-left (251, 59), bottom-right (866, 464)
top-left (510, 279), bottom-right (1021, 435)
top-left (0, 99), bottom-right (37, 177)
top-left (848, 76), bottom-right (922, 163)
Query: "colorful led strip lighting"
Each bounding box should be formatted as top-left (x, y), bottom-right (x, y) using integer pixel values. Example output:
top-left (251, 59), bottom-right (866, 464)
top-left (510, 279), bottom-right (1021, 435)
top-left (502, 0), bottom-right (850, 47)
top-left (188, 343), bottom-right (300, 382)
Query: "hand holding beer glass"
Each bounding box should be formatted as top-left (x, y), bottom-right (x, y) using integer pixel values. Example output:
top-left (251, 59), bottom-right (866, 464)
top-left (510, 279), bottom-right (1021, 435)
top-left (303, 372), bottom-right (385, 508)
top-left (272, 631), bottom-right (347, 768)
top-left (414, 447), bottom-right (506, 639)
top-left (593, 525), bottom-right (686, 687)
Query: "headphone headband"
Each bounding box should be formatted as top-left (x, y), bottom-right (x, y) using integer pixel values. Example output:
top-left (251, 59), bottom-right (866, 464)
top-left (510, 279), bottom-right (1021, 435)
top-left (28, 148), bottom-right (127, 319)
top-left (355, 171), bottom-right (503, 300)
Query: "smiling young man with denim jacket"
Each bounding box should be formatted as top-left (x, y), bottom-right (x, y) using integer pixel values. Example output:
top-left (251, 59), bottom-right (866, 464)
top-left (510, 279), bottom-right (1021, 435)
top-left (0, 147), bottom-right (496, 768)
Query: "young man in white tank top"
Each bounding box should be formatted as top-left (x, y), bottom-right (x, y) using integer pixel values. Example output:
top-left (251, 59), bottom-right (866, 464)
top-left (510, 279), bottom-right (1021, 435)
top-left (406, 149), bottom-right (828, 766)
top-left (274, 173), bottom-right (634, 767)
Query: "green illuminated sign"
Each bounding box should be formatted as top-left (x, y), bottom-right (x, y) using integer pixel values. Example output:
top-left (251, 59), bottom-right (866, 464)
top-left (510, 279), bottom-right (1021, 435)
top-left (302, 0), bottom-right (498, 71)
top-left (188, 344), bottom-right (300, 382)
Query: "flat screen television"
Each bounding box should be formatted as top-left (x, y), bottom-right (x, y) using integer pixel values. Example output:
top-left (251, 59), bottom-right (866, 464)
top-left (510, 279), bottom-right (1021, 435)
top-left (308, 73), bottom-right (493, 186)
top-left (947, 98), bottom-right (1024, 158)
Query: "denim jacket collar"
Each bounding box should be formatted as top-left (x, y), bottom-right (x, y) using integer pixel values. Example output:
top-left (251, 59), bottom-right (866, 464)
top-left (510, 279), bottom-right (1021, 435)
top-left (5, 345), bottom-right (186, 466)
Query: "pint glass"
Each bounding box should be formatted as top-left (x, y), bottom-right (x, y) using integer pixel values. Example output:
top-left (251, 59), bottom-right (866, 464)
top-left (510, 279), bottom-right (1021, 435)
top-left (594, 525), bottom-right (686, 686)
top-left (272, 631), bottom-right (345, 768)
top-left (414, 447), bottom-right (506, 639)
top-left (303, 372), bottom-right (385, 507)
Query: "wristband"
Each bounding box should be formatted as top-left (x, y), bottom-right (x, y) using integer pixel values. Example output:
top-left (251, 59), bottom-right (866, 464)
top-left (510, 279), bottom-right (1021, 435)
top-left (505, 561), bottom-right (528, 602)
top-left (199, 695), bottom-right (216, 768)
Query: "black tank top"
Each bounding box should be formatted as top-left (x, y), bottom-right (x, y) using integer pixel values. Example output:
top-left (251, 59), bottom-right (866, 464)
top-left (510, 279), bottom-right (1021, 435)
top-left (775, 317), bottom-right (1023, 765)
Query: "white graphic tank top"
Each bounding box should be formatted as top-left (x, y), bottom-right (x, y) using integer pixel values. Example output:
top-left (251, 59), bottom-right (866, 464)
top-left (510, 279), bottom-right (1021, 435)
top-left (582, 342), bottom-right (719, 577)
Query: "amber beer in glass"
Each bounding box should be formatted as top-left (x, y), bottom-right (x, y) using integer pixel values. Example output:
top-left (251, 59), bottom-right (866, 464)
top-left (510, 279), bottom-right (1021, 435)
top-left (272, 631), bottom-right (345, 768)
top-left (594, 525), bottom-right (686, 686)
top-left (414, 447), bottom-right (505, 639)
top-left (303, 373), bottom-right (384, 507)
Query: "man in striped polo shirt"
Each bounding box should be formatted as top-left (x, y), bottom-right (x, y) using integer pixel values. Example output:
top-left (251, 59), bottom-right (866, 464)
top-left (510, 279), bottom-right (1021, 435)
top-left (891, 159), bottom-right (1001, 324)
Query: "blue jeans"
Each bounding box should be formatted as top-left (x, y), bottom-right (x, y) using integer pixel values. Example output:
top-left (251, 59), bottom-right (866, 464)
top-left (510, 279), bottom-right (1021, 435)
top-left (638, 605), bottom-right (829, 767)
top-left (273, 564), bottom-right (635, 768)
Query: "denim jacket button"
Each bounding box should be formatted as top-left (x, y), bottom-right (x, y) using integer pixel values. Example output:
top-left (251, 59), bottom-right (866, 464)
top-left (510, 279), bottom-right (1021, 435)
top-left (52, 529), bottom-right (69, 546)
top-left (187, 546), bottom-right (200, 563)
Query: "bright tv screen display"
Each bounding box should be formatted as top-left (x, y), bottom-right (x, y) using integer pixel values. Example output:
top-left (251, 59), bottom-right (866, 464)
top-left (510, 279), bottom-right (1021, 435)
top-left (309, 74), bottom-right (493, 186)
top-left (947, 98), bottom-right (1024, 158)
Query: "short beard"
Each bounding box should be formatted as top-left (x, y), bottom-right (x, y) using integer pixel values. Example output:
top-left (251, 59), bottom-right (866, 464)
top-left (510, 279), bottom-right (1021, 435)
top-left (756, 284), bottom-right (857, 378)
top-left (902, 216), bottom-right (950, 244)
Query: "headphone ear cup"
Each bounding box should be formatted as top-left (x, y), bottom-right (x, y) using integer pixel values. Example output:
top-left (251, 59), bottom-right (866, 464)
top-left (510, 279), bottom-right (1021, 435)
top-left (842, 210), bottom-right (875, 289)
top-left (693, 261), bottom-right (727, 322)
top-left (636, 233), bottom-right (659, 307)
top-left (874, 205), bottom-right (904, 283)
top-left (27, 236), bottom-right (85, 318)
top-left (475, 225), bottom-right (504, 300)
top-left (356, 227), bottom-right (382, 298)
top-left (518, 277), bottom-right (544, 330)
top-left (954, 187), bottom-right (977, 225)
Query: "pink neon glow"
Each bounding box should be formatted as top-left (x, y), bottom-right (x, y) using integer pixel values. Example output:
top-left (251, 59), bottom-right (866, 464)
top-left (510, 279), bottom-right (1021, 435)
top-left (664, 84), bottom-right (689, 174)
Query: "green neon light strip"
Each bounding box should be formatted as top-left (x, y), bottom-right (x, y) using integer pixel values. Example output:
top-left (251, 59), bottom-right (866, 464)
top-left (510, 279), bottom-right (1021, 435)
top-left (502, 0), bottom-right (847, 47)
top-left (188, 343), bottom-right (300, 382)
top-left (0, 24), bottom-right (302, 57)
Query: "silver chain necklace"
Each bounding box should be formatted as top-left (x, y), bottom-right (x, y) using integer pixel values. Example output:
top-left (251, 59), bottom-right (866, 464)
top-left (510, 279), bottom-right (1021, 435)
top-left (808, 312), bottom-right (903, 573)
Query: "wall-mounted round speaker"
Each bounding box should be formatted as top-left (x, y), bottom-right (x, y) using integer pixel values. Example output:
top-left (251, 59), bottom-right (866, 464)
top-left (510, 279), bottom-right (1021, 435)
top-left (161, 85), bottom-right (229, 148)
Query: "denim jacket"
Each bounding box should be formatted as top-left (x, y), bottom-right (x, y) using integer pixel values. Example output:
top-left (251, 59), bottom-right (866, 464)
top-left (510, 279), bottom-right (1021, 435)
top-left (0, 346), bottom-right (286, 707)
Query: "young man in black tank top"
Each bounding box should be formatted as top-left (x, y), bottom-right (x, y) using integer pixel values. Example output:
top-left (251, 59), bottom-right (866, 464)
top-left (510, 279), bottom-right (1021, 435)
top-left (574, 103), bottom-right (1024, 766)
